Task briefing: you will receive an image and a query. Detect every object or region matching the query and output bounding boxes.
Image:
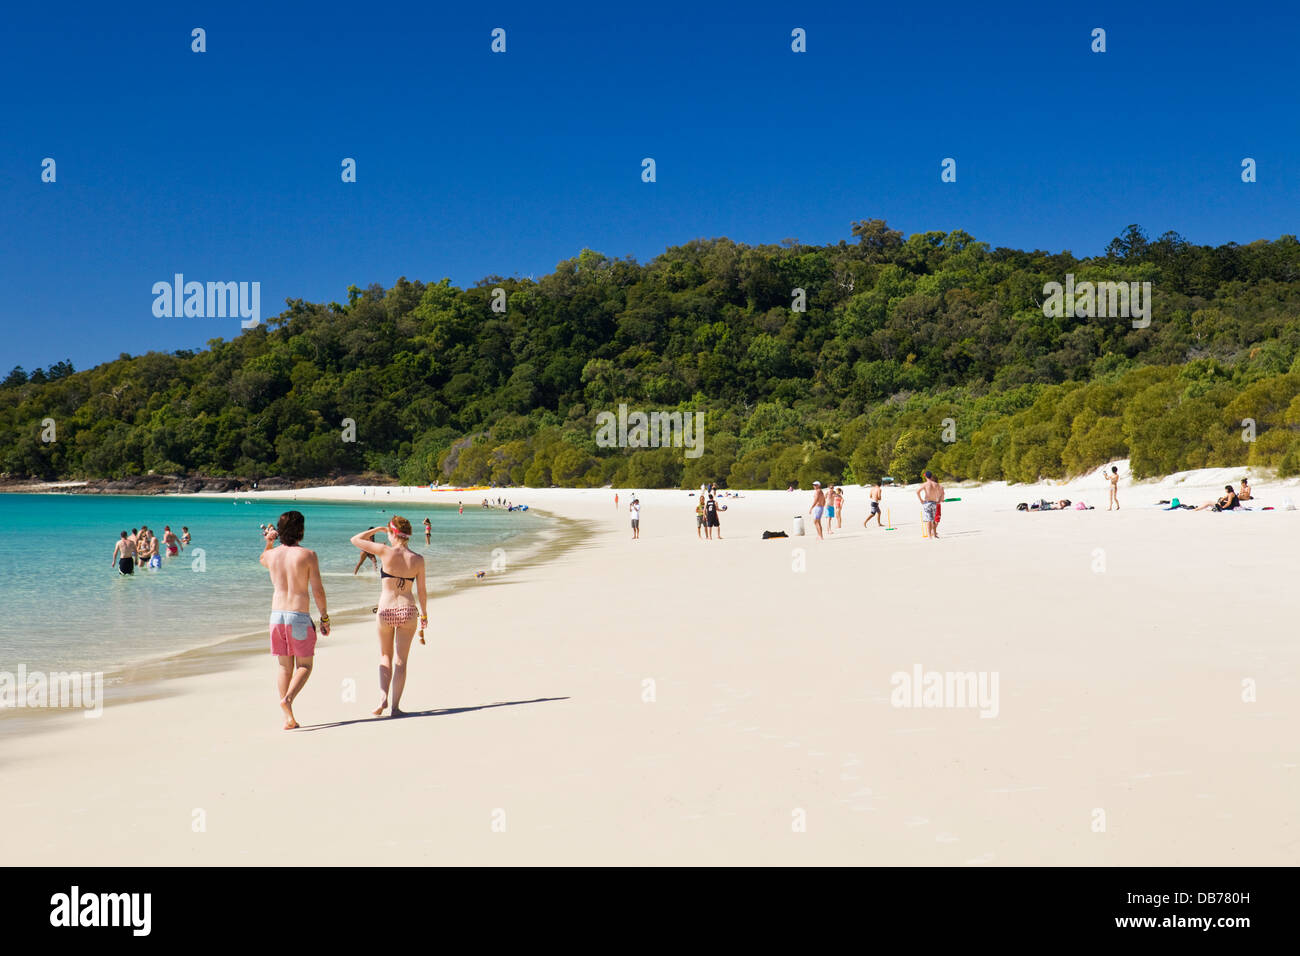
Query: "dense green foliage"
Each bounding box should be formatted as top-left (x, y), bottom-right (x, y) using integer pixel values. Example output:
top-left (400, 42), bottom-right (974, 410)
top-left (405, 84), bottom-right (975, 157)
top-left (5, 223), bottom-right (1300, 486)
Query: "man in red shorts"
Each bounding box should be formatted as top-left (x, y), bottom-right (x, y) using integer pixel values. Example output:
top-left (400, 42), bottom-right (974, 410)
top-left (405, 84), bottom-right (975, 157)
top-left (260, 510), bottom-right (330, 729)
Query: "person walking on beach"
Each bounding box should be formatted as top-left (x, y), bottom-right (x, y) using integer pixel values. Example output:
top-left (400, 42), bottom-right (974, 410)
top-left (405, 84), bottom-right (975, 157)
top-left (111, 531), bottom-right (136, 575)
top-left (865, 481), bottom-right (884, 527)
top-left (352, 517), bottom-right (428, 717)
top-left (423, 517), bottom-right (431, 544)
top-left (808, 481), bottom-right (826, 539)
top-left (629, 497), bottom-right (641, 539)
top-left (917, 470), bottom-right (944, 540)
top-left (260, 511), bottom-right (330, 730)
top-left (1106, 465), bottom-right (1120, 510)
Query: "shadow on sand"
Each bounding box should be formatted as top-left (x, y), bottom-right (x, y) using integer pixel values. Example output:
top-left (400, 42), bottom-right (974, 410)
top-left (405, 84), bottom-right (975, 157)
top-left (295, 696), bottom-right (569, 732)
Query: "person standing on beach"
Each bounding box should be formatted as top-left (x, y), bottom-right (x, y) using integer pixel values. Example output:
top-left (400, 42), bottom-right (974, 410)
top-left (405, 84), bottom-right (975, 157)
top-left (260, 511), bottom-right (330, 730)
top-left (423, 517), bottom-right (431, 544)
top-left (352, 517), bottom-right (428, 717)
top-left (629, 497), bottom-right (641, 539)
top-left (865, 481), bottom-right (884, 527)
top-left (111, 531), bottom-right (136, 575)
top-left (835, 487), bottom-right (845, 530)
top-left (696, 493), bottom-right (706, 539)
top-left (917, 470), bottom-right (944, 539)
top-left (1106, 466), bottom-right (1120, 510)
top-left (705, 494), bottom-right (722, 539)
top-left (808, 481), bottom-right (826, 539)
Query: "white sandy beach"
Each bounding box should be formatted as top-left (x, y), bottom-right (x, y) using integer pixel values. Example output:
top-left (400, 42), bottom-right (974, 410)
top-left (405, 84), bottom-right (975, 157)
top-left (2, 464), bottom-right (1297, 865)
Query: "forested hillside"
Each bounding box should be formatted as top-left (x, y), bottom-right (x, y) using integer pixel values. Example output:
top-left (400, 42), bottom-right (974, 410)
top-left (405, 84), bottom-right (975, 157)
top-left (5, 222), bottom-right (1300, 487)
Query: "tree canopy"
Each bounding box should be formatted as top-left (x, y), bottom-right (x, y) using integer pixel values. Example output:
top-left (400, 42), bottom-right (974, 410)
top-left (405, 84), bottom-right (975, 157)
top-left (5, 223), bottom-right (1300, 486)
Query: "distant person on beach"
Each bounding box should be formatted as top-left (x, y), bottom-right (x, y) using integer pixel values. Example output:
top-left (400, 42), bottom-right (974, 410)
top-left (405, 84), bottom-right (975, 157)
top-left (353, 529), bottom-right (378, 574)
top-left (352, 517), bottom-right (428, 717)
top-left (808, 481), bottom-right (826, 539)
top-left (696, 493), bottom-right (706, 539)
top-left (111, 531), bottom-right (136, 575)
top-left (835, 487), bottom-right (845, 529)
top-left (615, 493), bottom-right (619, 509)
top-left (865, 481), bottom-right (884, 527)
top-left (458, 501), bottom-right (463, 515)
top-left (630, 497), bottom-right (641, 539)
top-left (181, 526), bottom-right (191, 545)
top-left (1239, 477), bottom-right (1253, 501)
top-left (1106, 466), bottom-right (1120, 510)
top-left (705, 494), bottom-right (721, 539)
top-left (260, 511), bottom-right (330, 730)
top-left (917, 471), bottom-right (944, 539)
top-left (162, 525), bottom-right (181, 556)
top-left (1195, 486), bottom-right (1241, 512)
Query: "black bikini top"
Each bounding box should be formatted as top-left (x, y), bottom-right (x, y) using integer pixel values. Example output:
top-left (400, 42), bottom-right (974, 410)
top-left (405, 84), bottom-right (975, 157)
top-left (380, 567), bottom-right (416, 589)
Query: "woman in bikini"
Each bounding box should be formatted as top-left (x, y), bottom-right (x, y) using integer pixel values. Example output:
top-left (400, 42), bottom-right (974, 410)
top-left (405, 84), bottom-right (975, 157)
top-left (351, 516), bottom-right (428, 716)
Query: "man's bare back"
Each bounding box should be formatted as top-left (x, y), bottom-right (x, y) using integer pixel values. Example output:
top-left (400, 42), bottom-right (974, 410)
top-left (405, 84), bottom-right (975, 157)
top-left (260, 532), bottom-right (326, 614)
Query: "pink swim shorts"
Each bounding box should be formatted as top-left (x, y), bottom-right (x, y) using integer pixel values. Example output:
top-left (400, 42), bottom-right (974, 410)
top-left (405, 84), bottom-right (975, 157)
top-left (269, 610), bottom-right (317, 657)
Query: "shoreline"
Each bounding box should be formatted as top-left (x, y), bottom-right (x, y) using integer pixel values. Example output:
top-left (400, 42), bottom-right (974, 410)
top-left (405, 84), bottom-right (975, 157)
top-left (0, 493), bottom-right (586, 741)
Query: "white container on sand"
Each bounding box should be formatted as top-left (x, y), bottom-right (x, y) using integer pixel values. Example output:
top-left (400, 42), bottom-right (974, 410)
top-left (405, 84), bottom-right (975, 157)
top-left (793, 514), bottom-right (805, 536)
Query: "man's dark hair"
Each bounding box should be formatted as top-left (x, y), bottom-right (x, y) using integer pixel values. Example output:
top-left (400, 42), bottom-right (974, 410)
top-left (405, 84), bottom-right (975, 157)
top-left (277, 510), bottom-right (305, 546)
top-left (120, 531), bottom-right (127, 538)
top-left (1111, 466), bottom-right (1118, 473)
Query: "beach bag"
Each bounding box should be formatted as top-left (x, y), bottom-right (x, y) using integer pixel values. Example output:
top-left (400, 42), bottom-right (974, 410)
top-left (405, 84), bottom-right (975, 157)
top-left (761, 530), bottom-right (789, 539)
top-left (1016, 503), bottom-right (1028, 511)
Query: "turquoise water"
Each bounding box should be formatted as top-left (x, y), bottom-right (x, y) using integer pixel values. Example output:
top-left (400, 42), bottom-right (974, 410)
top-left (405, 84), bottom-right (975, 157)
top-left (0, 494), bottom-right (542, 674)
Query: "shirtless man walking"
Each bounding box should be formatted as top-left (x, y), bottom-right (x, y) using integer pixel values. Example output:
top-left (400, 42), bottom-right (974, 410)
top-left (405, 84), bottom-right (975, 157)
top-left (864, 480), bottom-right (885, 527)
top-left (808, 481), bottom-right (827, 539)
top-left (917, 470), bottom-right (944, 540)
top-left (260, 510), bottom-right (330, 729)
top-left (111, 531), bottom-right (136, 575)
top-left (1105, 465), bottom-right (1120, 510)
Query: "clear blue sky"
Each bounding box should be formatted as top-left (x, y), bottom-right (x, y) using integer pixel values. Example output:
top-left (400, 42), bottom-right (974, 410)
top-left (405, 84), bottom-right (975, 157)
top-left (2, 0), bottom-right (1297, 371)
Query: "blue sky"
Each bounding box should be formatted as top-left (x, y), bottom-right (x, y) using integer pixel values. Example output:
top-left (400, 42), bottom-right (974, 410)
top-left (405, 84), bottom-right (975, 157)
top-left (2, 0), bottom-right (1297, 371)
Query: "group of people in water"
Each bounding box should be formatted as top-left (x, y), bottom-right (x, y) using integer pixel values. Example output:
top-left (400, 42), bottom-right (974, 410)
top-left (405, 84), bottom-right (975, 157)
top-left (260, 510), bottom-right (429, 730)
top-left (110, 524), bottom-right (191, 574)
